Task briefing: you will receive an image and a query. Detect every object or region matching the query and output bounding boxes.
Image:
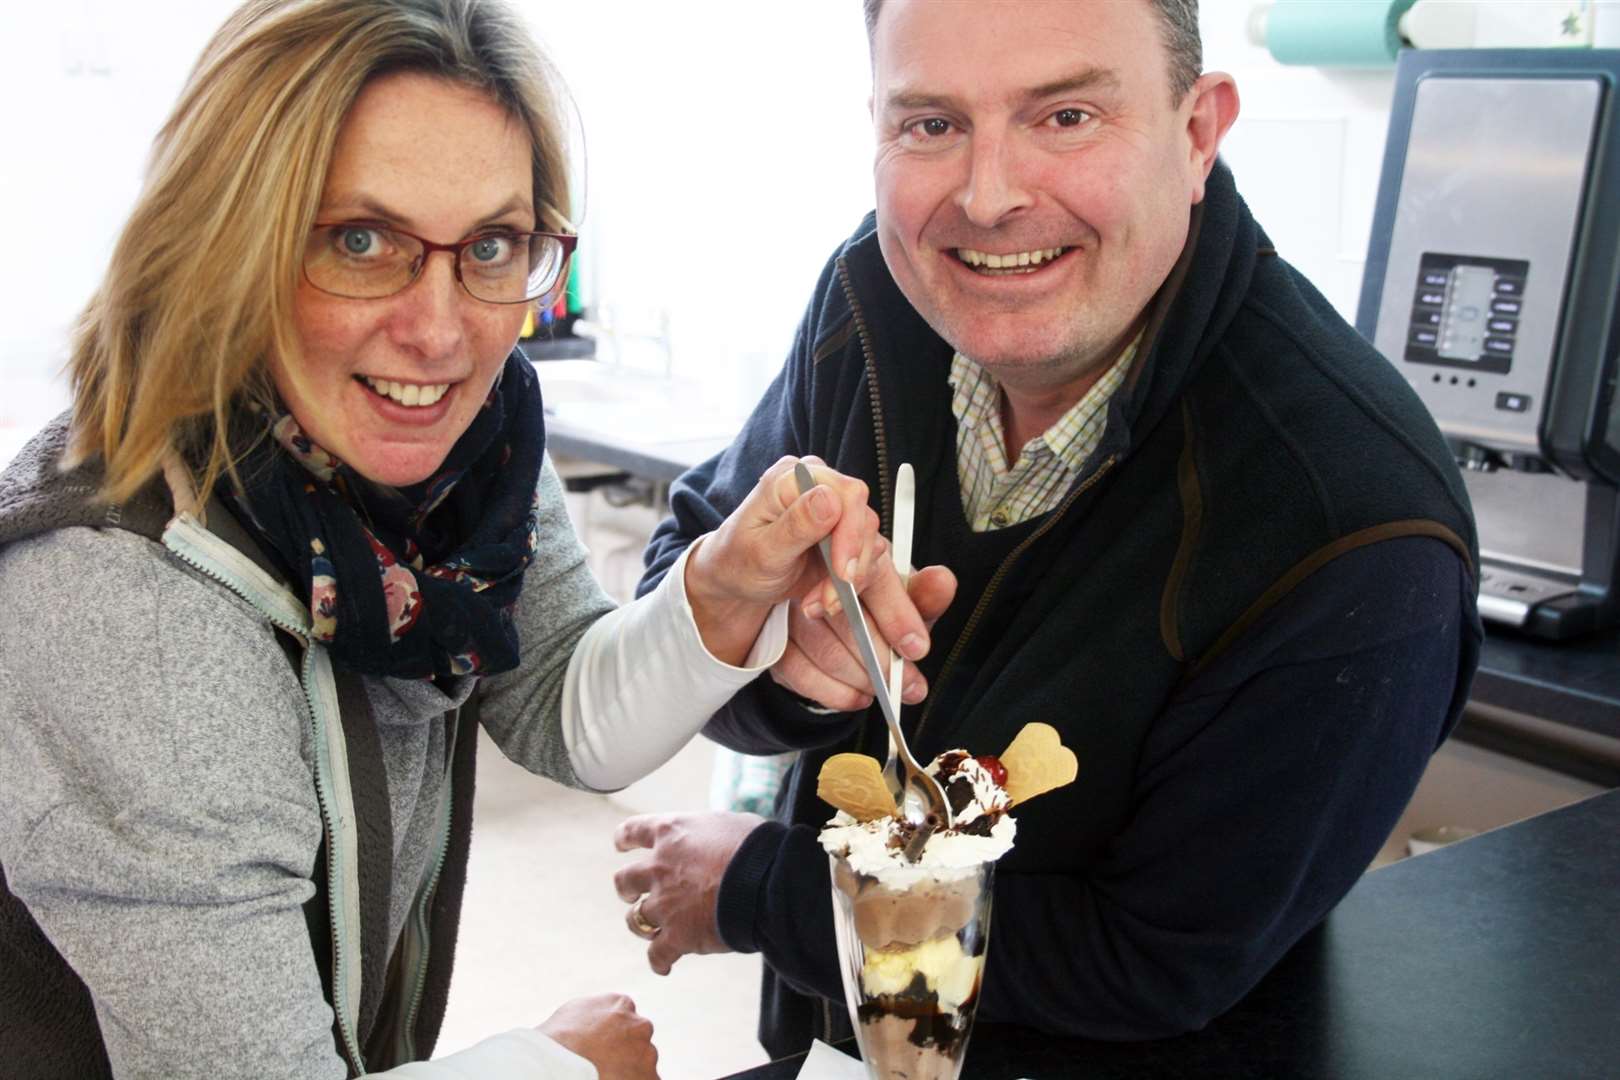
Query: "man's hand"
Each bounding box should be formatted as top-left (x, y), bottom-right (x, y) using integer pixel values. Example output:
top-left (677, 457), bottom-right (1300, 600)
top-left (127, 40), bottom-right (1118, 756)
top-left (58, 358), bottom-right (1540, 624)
top-left (771, 563), bottom-right (958, 711)
top-left (537, 993), bottom-right (658, 1079)
top-left (612, 811), bottom-right (765, 975)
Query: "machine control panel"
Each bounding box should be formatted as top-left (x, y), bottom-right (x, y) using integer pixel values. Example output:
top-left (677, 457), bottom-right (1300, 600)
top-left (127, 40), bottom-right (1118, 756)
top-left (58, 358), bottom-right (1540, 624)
top-left (1365, 74), bottom-right (1601, 455)
top-left (1405, 254), bottom-right (1528, 374)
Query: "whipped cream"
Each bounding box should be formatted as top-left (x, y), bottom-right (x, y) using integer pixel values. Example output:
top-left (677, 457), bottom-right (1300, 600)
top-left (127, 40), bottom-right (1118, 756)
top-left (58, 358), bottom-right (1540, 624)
top-left (820, 810), bottom-right (1015, 887)
top-left (819, 747), bottom-right (1017, 887)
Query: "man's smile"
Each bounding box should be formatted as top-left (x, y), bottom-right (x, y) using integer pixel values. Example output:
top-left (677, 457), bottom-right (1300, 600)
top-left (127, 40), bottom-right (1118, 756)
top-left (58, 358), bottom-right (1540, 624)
top-left (953, 246), bottom-right (1073, 275)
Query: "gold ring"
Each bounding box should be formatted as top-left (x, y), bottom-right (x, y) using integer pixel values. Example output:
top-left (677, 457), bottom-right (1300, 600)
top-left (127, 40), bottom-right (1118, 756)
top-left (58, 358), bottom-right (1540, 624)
top-left (628, 895), bottom-right (660, 939)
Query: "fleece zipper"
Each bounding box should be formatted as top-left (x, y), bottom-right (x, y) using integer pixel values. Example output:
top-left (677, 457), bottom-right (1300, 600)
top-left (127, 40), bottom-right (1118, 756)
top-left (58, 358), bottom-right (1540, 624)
top-left (835, 258), bottom-right (894, 530)
top-left (162, 512), bottom-right (369, 1075)
top-left (389, 711), bottom-right (461, 1065)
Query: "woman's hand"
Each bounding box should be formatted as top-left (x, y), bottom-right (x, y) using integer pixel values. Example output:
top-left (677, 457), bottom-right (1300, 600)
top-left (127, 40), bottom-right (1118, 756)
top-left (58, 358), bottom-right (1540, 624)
top-left (683, 456), bottom-right (930, 670)
top-left (538, 993), bottom-right (659, 1079)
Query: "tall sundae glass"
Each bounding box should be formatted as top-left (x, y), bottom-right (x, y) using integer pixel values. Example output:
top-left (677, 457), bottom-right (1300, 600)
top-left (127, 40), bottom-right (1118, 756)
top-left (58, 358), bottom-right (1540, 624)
top-left (829, 849), bottom-right (994, 1079)
top-left (816, 725), bottom-right (1078, 1080)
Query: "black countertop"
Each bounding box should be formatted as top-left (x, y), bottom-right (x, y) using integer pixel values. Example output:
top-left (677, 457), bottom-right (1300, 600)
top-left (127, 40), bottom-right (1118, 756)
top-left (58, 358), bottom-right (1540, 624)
top-left (723, 788), bottom-right (1620, 1079)
top-left (1474, 625), bottom-right (1620, 740)
top-left (1464, 627), bottom-right (1620, 787)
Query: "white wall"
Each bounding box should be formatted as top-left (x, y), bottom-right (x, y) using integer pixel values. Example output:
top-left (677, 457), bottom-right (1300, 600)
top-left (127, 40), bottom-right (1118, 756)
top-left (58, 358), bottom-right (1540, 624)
top-left (1, 1), bottom-right (239, 439)
top-left (1201, 3), bottom-right (1398, 321)
top-left (536, 1), bottom-right (874, 406)
top-left (1, 0), bottom-right (1406, 446)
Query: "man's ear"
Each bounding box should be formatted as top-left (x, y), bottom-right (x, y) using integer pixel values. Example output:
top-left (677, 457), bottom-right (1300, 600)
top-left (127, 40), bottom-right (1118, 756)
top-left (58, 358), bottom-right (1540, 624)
top-left (1183, 72), bottom-right (1240, 205)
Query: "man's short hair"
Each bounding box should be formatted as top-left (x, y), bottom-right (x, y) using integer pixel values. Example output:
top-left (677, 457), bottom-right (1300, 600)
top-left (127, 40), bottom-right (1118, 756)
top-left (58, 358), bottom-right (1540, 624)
top-left (861, 0), bottom-right (1203, 102)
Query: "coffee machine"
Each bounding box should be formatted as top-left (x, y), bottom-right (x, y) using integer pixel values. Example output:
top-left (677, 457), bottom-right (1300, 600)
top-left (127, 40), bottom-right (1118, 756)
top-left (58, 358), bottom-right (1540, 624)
top-left (1357, 49), bottom-right (1620, 639)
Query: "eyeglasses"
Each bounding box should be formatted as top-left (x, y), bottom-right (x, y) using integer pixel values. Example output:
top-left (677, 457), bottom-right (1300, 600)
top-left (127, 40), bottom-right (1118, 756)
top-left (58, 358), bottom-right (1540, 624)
top-left (303, 222), bottom-right (577, 305)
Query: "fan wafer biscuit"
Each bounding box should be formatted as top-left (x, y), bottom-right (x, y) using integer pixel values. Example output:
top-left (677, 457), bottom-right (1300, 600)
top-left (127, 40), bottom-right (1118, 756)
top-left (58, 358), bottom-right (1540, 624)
top-left (817, 753), bottom-right (899, 822)
top-left (999, 722), bottom-right (1078, 805)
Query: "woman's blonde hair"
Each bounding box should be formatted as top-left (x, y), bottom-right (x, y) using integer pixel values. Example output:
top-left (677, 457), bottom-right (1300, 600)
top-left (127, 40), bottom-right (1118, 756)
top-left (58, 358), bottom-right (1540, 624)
top-left (67, 0), bottom-right (573, 505)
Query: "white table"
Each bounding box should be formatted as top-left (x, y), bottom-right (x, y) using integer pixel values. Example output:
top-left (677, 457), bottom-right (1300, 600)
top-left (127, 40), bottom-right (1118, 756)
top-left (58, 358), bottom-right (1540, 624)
top-left (532, 359), bottom-right (746, 485)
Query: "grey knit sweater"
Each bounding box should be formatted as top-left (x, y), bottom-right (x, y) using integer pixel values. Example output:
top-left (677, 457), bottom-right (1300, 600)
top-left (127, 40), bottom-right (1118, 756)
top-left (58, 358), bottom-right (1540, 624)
top-left (0, 418), bottom-right (614, 1078)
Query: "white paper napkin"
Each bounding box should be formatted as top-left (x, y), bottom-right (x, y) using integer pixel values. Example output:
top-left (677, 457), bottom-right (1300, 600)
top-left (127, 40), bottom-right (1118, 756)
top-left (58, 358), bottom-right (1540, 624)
top-left (793, 1039), bottom-right (868, 1080)
top-left (790, 1037), bottom-right (1043, 1079)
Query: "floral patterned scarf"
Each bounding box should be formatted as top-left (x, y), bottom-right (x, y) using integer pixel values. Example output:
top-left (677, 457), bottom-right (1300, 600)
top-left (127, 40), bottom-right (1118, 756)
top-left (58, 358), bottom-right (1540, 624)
top-left (224, 351), bottom-right (544, 679)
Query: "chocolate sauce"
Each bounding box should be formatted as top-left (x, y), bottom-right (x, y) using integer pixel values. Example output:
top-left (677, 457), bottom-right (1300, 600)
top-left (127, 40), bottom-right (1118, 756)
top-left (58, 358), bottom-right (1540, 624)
top-left (856, 988), bottom-right (979, 1053)
top-left (945, 776), bottom-right (976, 819)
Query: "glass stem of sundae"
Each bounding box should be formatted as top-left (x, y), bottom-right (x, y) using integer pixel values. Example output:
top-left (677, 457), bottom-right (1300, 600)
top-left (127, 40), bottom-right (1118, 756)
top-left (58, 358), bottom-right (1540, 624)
top-left (817, 722), bottom-right (1079, 1080)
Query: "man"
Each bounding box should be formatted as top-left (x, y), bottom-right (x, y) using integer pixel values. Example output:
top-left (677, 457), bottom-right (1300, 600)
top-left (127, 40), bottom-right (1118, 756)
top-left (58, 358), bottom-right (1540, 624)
top-left (617, 0), bottom-right (1481, 1056)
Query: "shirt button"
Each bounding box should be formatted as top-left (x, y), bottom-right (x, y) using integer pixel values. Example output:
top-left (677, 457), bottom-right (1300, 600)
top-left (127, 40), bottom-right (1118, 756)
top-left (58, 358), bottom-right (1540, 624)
top-left (989, 509), bottom-right (1011, 528)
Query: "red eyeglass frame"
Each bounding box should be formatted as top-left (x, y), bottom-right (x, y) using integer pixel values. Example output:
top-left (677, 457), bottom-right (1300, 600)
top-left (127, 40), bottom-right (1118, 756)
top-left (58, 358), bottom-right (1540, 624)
top-left (305, 222), bottom-right (579, 304)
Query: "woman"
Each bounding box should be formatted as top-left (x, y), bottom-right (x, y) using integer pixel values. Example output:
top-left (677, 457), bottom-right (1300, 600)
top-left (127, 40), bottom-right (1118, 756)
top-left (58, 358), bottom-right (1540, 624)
top-left (0, 2), bottom-right (929, 1077)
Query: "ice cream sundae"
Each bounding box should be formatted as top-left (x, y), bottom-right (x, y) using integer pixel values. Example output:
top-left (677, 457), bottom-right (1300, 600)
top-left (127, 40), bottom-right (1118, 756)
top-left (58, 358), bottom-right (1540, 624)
top-left (818, 723), bottom-right (1078, 1080)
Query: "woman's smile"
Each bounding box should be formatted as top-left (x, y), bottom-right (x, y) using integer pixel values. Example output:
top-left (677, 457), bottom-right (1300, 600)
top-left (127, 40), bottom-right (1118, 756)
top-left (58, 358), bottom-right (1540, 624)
top-left (356, 374), bottom-right (453, 408)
